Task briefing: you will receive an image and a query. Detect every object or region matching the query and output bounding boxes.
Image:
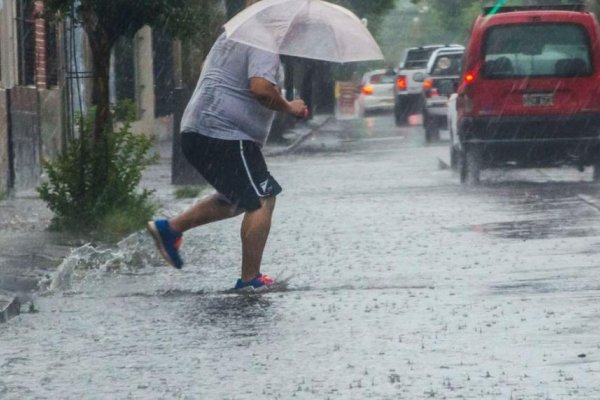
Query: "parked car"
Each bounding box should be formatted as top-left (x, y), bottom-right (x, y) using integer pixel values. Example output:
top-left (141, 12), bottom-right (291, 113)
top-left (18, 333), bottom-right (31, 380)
top-left (422, 47), bottom-right (464, 142)
top-left (454, 3), bottom-right (600, 184)
top-left (394, 44), bottom-right (462, 126)
top-left (447, 92), bottom-right (460, 169)
top-left (357, 69), bottom-right (396, 116)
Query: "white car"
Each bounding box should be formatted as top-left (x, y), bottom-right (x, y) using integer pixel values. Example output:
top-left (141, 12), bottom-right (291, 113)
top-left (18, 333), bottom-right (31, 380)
top-left (422, 47), bottom-right (464, 142)
top-left (447, 92), bottom-right (460, 170)
top-left (357, 69), bottom-right (396, 116)
top-left (394, 44), bottom-right (463, 125)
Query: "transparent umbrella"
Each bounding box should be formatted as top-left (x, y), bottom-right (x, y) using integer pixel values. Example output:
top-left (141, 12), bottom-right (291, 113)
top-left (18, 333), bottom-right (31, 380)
top-left (223, 0), bottom-right (384, 63)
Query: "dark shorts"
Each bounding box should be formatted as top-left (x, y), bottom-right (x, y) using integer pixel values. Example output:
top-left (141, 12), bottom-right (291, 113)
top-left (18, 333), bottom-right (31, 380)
top-left (181, 131), bottom-right (282, 211)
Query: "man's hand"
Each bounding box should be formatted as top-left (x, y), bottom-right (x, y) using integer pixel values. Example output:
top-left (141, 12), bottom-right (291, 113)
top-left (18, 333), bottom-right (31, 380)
top-left (287, 99), bottom-right (307, 119)
top-left (250, 77), bottom-right (307, 118)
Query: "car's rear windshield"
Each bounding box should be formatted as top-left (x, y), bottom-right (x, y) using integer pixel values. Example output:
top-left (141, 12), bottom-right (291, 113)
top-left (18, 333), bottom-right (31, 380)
top-left (370, 73), bottom-right (396, 84)
top-left (483, 23), bottom-right (592, 78)
top-left (430, 53), bottom-right (463, 76)
top-left (404, 48), bottom-right (439, 69)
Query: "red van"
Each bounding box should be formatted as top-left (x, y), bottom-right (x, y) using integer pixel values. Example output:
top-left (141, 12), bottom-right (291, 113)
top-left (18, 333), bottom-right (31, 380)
top-left (453, 4), bottom-right (600, 184)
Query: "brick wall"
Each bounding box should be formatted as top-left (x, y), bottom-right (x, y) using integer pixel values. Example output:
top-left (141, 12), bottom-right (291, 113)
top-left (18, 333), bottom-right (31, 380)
top-left (34, 0), bottom-right (46, 89)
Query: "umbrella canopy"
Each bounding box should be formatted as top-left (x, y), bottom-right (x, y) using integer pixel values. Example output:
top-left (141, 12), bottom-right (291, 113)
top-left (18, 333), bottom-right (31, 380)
top-left (223, 0), bottom-right (384, 63)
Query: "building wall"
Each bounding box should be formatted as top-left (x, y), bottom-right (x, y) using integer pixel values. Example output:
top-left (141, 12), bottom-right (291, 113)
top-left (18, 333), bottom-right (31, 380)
top-left (0, 0), bottom-right (64, 192)
top-left (0, 0), bottom-right (18, 88)
top-left (0, 0), bottom-right (14, 194)
top-left (9, 86), bottom-right (40, 191)
top-left (131, 26), bottom-right (157, 138)
top-left (39, 88), bottom-right (62, 160)
top-left (0, 89), bottom-right (9, 194)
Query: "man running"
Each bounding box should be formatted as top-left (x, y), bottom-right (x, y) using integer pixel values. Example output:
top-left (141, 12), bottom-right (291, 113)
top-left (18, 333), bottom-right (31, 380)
top-left (147, 32), bottom-right (307, 290)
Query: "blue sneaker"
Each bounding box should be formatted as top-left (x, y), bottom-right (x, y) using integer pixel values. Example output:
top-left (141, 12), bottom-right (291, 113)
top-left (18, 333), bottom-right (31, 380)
top-left (234, 273), bottom-right (274, 291)
top-left (147, 219), bottom-right (184, 269)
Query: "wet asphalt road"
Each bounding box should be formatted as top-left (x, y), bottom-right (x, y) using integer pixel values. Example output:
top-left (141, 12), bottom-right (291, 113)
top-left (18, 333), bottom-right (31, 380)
top-left (2, 113), bottom-right (600, 399)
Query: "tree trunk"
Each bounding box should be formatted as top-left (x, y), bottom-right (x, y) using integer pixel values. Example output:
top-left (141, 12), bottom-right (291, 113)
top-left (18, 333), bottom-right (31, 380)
top-left (86, 32), bottom-right (113, 142)
top-left (78, 0), bottom-right (114, 143)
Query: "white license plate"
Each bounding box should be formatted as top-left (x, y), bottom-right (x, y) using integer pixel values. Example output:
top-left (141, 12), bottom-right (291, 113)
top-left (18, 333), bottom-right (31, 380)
top-left (523, 93), bottom-right (553, 107)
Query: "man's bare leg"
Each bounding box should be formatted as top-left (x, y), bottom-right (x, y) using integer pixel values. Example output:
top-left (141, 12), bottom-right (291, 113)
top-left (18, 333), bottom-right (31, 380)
top-left (169, 193), bottom-right (241, 234)
top-left (240, 196), bottom-right (276, 282)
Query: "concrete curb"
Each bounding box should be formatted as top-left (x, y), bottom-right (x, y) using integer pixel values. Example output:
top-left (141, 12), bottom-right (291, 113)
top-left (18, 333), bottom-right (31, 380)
top-left (0, 291), bottom-right (21, 323)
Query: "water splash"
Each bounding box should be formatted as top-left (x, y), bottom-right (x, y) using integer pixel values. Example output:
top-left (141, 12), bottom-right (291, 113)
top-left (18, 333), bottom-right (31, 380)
top-left (40, 231), bottom-right (159, 293)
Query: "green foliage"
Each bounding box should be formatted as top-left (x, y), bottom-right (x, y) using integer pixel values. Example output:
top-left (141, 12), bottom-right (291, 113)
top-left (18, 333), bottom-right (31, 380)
top-left (332, 0), bottom-right (396, 37)
top-left (334, 0), bottom-right (397, 18)
top-left (45, 0), bottom-right (217, 41)
top-left (112, 98), bottom-right (137, 123)
top-left (174, 186), bottom-right (205, 199)
top-left (37, 103), bottom-right (158, 237)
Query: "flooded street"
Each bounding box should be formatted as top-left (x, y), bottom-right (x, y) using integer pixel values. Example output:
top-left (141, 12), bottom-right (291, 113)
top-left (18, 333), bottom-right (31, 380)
top-left (2, 114), bottom-right (600, 399)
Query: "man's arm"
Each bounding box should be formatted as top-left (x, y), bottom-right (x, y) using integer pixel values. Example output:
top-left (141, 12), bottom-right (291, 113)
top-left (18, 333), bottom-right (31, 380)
top-left (250, 77), bottom-right (307, 118)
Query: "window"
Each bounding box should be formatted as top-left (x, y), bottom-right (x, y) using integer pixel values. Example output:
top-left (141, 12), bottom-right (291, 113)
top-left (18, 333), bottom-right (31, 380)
top-left (370, 72), bottom-right (396, 85)
top-left (16, 0), bottom-right (35, 86)
top-left (483, 23), bottom-right (592, 78)
top-left (0, 0), bottom-right (3, 83)
top-left (46, 20), bottom-right (59, 87)
top-left (113, 36), bottom-right (136, 102)
top-left (404, 48), bottom-right (439, 69)
top-left (152, 29), bottom-right (174, 118)
top-left (431, 53), bottom-right (463, 76)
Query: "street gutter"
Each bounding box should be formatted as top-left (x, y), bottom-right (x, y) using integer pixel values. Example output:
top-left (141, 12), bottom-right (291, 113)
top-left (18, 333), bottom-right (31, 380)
top-left (0, 290), bottom-right (20, 323)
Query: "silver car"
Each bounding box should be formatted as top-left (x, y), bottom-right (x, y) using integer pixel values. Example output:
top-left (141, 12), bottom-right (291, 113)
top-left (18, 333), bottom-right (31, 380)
top-left (421, 47), bottom-right (464, 142)
top-left (357, 69), bottom-right (396, 116)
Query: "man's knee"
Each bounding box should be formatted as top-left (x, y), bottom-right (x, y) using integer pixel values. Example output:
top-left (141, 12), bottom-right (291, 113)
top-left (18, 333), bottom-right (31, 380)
top-left (260, 195), bottom-right (276, 211)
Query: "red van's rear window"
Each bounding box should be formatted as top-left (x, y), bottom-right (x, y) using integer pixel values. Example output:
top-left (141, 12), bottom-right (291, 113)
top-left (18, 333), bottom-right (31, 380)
top-left (483, 23), bottom-right (592, 78)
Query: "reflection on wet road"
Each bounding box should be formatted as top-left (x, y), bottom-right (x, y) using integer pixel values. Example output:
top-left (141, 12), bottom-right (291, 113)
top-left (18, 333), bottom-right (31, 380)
top-left (1, 113), bottom-right (600, 399)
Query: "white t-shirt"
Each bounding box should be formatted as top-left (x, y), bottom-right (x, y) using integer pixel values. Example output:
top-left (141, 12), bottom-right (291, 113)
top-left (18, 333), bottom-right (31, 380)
top-left (181, 33), bottom-right (282, 146)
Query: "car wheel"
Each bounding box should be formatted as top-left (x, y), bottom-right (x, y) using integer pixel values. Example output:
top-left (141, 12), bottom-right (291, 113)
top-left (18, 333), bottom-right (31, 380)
top-left (395, 100), bottom-right (409, 126)
top-left (593, 160), bottom-right (600, 182)
top-left (424, 114), bottom-right (440, 142)
top-left (460, 144), bottom-right (482, 185)
top-left (450, 146), bottom-right (459, 170)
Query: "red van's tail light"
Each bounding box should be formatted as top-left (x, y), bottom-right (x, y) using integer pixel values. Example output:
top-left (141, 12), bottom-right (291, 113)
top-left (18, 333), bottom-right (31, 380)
top-left (396, 75), bottom-right (407, 91)
top-left (362, 85), bottom-right (374, 95)
top-left (464, 72), bottom-right (476, 85)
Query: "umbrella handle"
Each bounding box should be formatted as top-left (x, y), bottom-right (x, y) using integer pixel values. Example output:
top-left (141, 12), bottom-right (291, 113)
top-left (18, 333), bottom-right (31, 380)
top-left (301, 108), bottom-right (309, 120)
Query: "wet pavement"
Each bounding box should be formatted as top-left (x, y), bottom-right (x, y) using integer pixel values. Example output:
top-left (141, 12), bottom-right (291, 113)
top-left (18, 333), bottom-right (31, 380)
top-left (1, 113), bottom-right (600, 399)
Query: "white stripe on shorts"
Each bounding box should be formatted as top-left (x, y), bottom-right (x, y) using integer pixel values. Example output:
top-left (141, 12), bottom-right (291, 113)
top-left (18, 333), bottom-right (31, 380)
top-left (239, 140), bottom-right (264, 197)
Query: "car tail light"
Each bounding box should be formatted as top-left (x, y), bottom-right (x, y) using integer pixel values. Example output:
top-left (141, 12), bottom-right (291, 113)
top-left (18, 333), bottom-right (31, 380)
top-left (423, 79), bottom-right (439, 98)
top-left (464, 72), bottom-right (476, 85)
top-left (396, 75), bottom-right (407, 91)
top-left (362, 85), bottom-right (374, 95)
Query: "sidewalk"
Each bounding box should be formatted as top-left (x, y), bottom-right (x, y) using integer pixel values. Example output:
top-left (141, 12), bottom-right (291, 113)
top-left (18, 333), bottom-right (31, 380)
top-left (0, 189), bottom-right (72, 321)
top-left (0, 113), bottom-right (344, 322)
